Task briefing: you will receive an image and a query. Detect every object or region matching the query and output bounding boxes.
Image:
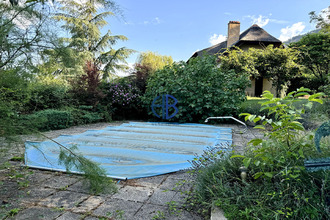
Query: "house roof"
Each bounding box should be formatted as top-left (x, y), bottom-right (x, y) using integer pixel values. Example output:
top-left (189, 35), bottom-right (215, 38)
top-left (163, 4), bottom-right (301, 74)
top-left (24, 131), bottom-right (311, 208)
top-left (237, 24), bottom-right (281, 44)
top-left (190, 24), bottom-right (282, 59)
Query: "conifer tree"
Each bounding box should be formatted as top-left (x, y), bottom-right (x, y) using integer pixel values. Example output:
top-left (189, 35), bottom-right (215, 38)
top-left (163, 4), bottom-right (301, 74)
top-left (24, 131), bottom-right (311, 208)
top-left (43, 0), bottom-right (133, 79)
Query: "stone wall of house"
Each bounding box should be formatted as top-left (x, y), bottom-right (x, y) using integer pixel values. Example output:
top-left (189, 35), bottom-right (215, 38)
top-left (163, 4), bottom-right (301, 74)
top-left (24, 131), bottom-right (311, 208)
top-left (245, 78), bottom-right (285, 97)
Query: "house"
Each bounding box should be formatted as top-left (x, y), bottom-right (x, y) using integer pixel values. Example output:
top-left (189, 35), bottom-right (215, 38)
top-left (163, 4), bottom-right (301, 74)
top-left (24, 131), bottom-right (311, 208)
top-left (189, 21), bottom-right (283, 97)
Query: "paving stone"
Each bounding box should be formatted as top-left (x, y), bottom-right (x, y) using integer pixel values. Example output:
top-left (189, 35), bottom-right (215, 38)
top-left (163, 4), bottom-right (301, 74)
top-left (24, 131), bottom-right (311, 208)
top-left (148, 188), bottom-right (177, 206)
top-left (38, 191), bottom-right (89, 209)
top-left (93, 199), bottom-right (142, 219)
top-left (126, 175), bottom-right (166, 188)
top-left (67, 180), bottom-right (90, 194)
top-left (13, 206), bottom-right (63, 220)
top-left (43, 175), bottom-right (79, 190)
top-left (56, 211), bottom-right (84, 220)
top-left (134, 204), bottom-right (201, 220)
top-left (171, 191), bottom-right (188, 207)
top-left (71, 196), bottom-right (105, 213)
top-left (111, 185), bottom-right (153, 203)
top-left (26, 171), bottom-right (54, 185)
top-left (83, 216), bottom-right (99, 220)
top-left (166, 171), bottom-right (192, 180)
top-left (159, 176), bottom-right (185, 191)
top-left (21, 187), bottom-right (56, 205)
top-left (133, 204), bottom-right (168, 220)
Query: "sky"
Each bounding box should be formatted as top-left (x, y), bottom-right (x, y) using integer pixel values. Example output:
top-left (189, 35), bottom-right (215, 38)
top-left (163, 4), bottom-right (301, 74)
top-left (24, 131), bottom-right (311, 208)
top-left (102, 0), bottom-right (329, 75)
top-left (107, 0), bottom-right (328, 64)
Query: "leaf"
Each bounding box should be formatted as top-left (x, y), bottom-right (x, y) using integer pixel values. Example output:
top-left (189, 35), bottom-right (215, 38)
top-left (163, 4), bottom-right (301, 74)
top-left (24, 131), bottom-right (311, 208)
top-left (294, 92), bottom-right (309, 97)
top-left (297, 87), bottom-right (311, 92)
top-left (230, 155), bottom-right (245, 159)
top-left (298, 148), bottom-right (304, 158)
top-left (262, 91), bottom-right (273, 99)
top-left (254, 125), bottom-right (265, 130)
top-left (309, 99), bottom-right (323, 104)
top-left (249, 138), bottom-right (263, 146)
top-left (248, 115), bottom-right (256, 122)
top-left (243, 158), bottom-right (251, 168)
top-left (254, 172), bottom-right (263, 179)
top-left (264, 172), bottom-right (273, 178)
top-left (254, 160), bottom-right (261, 166)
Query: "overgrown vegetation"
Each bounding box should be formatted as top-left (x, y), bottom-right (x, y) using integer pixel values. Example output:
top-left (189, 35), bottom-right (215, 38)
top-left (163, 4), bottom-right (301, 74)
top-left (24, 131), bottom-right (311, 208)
top-left (191, 88), bottom-right (330, 219)
top-left (143, 54), bottom-right (249, 122)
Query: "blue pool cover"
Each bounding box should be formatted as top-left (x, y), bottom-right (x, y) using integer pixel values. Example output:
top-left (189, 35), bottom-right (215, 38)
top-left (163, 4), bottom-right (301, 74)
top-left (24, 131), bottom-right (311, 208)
top-left (25, 122), bottom-right (232, 179)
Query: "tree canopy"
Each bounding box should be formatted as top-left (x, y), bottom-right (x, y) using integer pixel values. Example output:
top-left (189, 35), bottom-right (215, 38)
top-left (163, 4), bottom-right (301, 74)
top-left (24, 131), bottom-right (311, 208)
top-left (219, 46), bottom-right (300, 96)
top-left (38, 0), bottom-right (133, 80)
top-left (137, 51), bottom-right (173, 73)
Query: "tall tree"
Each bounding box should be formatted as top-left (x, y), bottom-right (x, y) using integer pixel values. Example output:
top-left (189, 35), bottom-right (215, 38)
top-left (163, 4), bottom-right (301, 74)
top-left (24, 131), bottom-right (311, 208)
top-left (290, 32), bottom-right (330, 82)
top-left (309, 6), bottom-right (330, 33)
top-left (137, 51), bottom-right (173, 73)
top-left (41, 0), bottom-right (133, 80)
top-left (0, 1), bottom-right (51, 70)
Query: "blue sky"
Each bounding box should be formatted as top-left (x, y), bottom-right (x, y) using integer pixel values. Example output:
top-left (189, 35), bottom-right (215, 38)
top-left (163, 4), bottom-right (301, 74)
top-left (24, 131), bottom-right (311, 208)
top-left (106, 0), bottom-right (329, 72)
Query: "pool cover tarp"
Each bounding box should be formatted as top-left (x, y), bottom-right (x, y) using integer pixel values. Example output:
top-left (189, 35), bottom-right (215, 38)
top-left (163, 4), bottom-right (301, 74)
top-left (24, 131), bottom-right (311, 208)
top-left (25, 122), bottom-right (232, 179)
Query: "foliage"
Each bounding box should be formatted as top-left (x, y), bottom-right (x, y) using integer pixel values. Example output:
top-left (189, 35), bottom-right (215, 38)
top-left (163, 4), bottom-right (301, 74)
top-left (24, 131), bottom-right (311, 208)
top-left (68, 106), bottom-right (104, 125)
top-left (241, 88), bottom-right (324, 147)
top-left (191, 88), bottom-right (330, 219)
top-left (137, 51), bottom-right (173, 73)
top-left (129, 63), bottom-right (152, 93)
top-left (69, 61), bottom-right (105, 107)
top-left (143, 55), bottom-right (249, 122)
top-left (220, 45), bottom-right (300, 96)
top-left (289, 32), bottom-right (330, 94)
top-left (0, 1), bottom-right (50, 70)
top-left (25, 82), bottom-right (69, 113)
top-left (102, 80), bottom-right (142, 120)
top-left (42, 0), bottom-right (133, 80)
top-left (20, 109), bottom-right (73, 131)
top-left (0, 77), bottom-right (30, 137)
top-left (315, 120), bottom-right (330, 153)
top-left (309, 6), bottom-right (330, 33)
top-left (58, 144), bottom-right (117, 194)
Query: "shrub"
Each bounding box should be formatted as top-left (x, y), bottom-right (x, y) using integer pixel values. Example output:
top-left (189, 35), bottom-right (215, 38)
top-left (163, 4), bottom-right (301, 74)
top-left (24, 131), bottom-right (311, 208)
top-left (69, 61), bottom-right (105, 107)
top-left (68, 106), bottom-right (104, 125)
top-left (101, 80), bottom-right (142, 120)
top-left (21, 109), bottom-right (73, 131)
top-left (191, 88), bottom-right (330, 219)
top-left (25, 83), bottom-right (69, 113)
top-left (143, 55), bottom-right (249, 122)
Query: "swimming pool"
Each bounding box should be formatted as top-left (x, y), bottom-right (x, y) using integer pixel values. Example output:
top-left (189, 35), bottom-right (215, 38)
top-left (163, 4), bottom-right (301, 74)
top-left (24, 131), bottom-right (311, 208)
top-left (25, 122), bottom-right (232, 179)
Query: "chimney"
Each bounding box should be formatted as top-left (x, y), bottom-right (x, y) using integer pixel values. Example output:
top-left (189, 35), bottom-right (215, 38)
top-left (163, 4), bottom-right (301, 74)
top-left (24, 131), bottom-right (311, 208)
top-left (227, 21), bottom-right (240, 48)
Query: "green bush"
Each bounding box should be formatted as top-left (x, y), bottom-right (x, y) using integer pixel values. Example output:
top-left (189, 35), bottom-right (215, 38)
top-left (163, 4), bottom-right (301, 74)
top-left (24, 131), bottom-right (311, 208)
top-left (25, 83), bottom-right (69, 113)
top-left (101, 79), bottom-right (143, 120)
top-left (21, 109), bottom-right (73, 131)
top-left (143, 55), bottom-right (250, 122)
top-left (68, 106), bottom-right (104, 125)
top-left (191, 88), bottom-right (330, 219)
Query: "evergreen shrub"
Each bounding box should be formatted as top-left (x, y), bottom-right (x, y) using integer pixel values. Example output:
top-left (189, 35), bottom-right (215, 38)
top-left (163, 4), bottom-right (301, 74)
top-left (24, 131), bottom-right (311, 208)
top-left (143, 55), bottom-right (249, 122)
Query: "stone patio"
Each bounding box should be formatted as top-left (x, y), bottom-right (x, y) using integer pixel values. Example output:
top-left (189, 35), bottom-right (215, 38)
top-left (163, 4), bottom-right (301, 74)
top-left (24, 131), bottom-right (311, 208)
top-left (0, 122), bottom-right (262, 219)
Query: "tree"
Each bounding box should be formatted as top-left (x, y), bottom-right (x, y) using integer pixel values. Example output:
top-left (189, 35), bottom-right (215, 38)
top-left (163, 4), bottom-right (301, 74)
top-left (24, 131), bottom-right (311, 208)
top-left (40, 0), bottom-right (133, 80)
top-left (0, 1), bottom-right (51, 70)
top-left (309, 6), bottom-right (330, 33)
top-left (290, 32), bottom-right (330, 82)
top-left (137, 51), bottom-right (173, 73)
top-left (219, 46), bottom-right (300, 96)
